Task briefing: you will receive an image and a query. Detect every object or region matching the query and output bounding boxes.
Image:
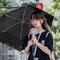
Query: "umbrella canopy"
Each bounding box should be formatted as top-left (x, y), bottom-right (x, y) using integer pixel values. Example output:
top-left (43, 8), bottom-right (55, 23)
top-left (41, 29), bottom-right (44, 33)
top-left (0, 4), bottom-right (54, 51)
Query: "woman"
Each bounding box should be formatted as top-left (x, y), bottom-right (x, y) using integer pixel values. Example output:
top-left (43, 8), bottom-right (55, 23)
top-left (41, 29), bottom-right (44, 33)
top-left (24, 10), bottom-right (53, 60)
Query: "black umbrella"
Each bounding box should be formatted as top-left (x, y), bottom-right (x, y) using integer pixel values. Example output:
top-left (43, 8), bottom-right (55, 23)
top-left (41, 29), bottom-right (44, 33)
top-left (0, 4), bottom-right (54, 51)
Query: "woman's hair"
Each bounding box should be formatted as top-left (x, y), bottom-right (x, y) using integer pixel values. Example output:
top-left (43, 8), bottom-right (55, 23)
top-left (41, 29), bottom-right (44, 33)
top-left (30, 10), bottom-right (44, 21)
top-left (29, 10), bottom-right (51, 32)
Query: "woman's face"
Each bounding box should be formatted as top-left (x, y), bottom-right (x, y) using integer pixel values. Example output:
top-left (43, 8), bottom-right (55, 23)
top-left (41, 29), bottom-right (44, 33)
top-left (31, 19), bottom-right (42, 28)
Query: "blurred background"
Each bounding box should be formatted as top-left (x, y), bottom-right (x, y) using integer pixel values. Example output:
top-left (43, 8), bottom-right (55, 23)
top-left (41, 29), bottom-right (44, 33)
top-left (0, 0), bottom-right (60, 60)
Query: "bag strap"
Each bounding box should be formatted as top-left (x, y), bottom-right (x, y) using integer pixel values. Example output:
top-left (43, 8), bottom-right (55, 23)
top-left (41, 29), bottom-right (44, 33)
top-left (46, 32), bottom-right (49, 38)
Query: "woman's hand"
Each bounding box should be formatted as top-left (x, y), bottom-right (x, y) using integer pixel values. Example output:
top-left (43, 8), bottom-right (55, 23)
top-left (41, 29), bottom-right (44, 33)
top-left (27, 40), bottom-right (34, 47)
top-left (31, 35), bottom-right (38, 44)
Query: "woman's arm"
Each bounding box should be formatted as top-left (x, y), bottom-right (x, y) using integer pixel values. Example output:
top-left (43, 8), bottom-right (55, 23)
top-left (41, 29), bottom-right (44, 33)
top-left (24, 45), bottom-right (30, 55)
top-left (35, 41), bottom-right (51, 55)
top-left (31, 33), bottom-right (53, 56)
top-left (35, 38), bottom-right (53, 59)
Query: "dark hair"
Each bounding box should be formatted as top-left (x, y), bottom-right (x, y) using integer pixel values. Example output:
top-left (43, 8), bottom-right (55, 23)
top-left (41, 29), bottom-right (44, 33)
top-left (30, 10), bottom-right (44, 20)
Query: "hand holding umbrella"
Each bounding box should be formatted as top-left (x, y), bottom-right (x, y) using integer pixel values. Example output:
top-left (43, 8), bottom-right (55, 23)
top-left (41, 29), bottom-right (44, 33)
top-left (31, 35), bottom-right (38, 44)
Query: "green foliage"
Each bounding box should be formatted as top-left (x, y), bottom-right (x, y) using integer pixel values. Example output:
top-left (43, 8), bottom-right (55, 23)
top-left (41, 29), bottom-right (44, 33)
top-left (0, 0), bottom-right (8, 6)
top-left (0, 0), bottom-right (17, 16)
top-left (53, 0), bottom-right (60, 10)
top-left (0, 9), bottom-right (5, 16)
top-left (43, 0), bottom-right (60, 19)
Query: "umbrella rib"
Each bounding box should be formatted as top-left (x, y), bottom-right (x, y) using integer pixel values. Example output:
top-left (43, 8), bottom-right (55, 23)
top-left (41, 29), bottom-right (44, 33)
top-left (2, 21), bottom-right (21, 32)
top-left (6, 14), bottom-right (30, 24)
top-left (19, 5), bottom-right (28, 40)
top-left (6, 14), bottom-right (30, 25)
top-left (19, 4), bottom-right (29, 50)
top-left (24, 21), bottom-right (29, 24)
top-left (21, 18), bottom-right (30, 24)
top-left (6, 15), bottom-right (21, 21)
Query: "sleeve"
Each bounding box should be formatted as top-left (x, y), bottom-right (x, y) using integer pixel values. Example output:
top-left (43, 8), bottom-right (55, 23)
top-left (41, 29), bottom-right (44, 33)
top-left (45, 33), bottom-right (53, 52)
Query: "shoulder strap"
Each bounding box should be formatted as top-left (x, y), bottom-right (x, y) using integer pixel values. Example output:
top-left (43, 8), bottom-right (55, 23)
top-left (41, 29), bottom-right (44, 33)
top-left (46, 32), bottom-right (50, 38)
